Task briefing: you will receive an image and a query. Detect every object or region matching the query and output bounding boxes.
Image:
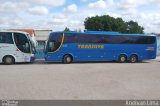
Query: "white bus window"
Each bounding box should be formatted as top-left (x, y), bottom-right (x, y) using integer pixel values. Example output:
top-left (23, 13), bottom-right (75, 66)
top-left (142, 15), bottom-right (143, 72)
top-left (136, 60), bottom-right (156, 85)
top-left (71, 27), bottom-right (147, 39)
top-left (0, 32), bottom-right (13, 44)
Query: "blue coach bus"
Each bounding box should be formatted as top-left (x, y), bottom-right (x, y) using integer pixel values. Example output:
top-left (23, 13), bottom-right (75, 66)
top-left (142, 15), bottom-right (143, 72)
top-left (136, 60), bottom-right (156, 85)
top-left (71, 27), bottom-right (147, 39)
top-left (44, 31), bottom-right (157, 63)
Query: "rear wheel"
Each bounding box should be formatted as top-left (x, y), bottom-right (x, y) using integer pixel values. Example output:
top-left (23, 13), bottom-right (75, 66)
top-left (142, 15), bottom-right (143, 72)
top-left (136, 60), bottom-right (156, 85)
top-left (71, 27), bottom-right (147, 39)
top-left (3, 56), bottom-right (15, 65)
top-left (130, 55), bottom-right (138, 63)
top-left (63, 55), bottom-right (72, 64)
top-left (118, 54), bottom-right (127, 63)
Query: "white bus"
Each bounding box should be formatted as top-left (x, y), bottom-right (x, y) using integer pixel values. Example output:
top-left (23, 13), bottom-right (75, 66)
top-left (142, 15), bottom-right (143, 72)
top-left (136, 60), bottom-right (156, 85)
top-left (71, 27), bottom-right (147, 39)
top-left (0, 31), bottom-right (36, 64)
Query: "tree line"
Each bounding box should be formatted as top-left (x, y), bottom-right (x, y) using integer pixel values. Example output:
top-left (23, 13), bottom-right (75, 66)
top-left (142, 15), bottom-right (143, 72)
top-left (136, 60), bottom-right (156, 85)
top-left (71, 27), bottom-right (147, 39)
top-left (64, 15), bottom-right (144, 34)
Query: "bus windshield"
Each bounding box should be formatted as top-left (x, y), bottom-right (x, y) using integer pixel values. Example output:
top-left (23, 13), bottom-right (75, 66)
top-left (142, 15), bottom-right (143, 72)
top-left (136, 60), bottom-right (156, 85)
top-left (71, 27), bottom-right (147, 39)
top-left (47, 33), bottom-right (62, 52)
top-left (14, 33), bottom-right (31, 53)
top-left (27, 35), bottom-right (36, 54)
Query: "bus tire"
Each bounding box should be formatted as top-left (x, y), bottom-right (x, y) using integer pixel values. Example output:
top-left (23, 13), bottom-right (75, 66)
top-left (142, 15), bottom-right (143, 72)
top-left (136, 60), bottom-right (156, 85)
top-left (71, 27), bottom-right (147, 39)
top-left (118, 54), bottom-right (127, 63)
top-left (63, 55), bottom-right (72, 64)
top-left (129, 54), bottom-right (138, 63)
top-left (3, 56), bottom-right (15, 65)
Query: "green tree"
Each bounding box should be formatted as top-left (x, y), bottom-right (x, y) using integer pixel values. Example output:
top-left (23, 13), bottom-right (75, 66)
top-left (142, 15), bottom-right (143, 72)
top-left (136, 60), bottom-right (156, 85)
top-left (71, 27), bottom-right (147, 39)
top-left (84, 15), bottom-right (144, 34)
top-left (64, 27), bottom-right (70, 32)
top-left (126, 21), bottom-right (144, 34)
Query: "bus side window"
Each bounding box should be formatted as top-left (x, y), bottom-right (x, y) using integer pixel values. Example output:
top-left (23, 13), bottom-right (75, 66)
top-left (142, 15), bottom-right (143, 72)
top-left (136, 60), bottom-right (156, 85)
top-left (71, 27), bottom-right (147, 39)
top-left (0, 32), bottom-right (13, 44)
top-left (0, 34), bottom-right (3, 43)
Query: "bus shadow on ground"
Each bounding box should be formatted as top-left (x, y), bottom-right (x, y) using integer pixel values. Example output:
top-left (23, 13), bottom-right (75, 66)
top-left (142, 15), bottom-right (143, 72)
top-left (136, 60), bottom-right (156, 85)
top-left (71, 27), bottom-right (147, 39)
top-left (0, 60), bottom-right (153, 65)
top-left (34, 60), bottom-right (151, 65)
top-left (0, 62), bottom-right (34, 65)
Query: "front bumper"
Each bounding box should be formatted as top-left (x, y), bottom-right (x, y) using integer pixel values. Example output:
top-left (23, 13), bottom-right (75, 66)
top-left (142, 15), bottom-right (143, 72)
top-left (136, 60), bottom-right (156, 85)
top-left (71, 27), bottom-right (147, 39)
top-left (30, 56), bottom-right (35, 62)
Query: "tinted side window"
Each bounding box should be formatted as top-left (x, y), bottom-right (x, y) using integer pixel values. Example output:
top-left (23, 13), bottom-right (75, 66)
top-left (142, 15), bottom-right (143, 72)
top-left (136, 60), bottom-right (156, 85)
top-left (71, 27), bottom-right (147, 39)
top-left (64, 34), bottom-right (76, 43)
top-left (49, 33), bottom-right (62, 43)
top-left (63, 34), bottom-right (102, 43)
top-left (63, 34), bottom-right (156, 44)
top-left (0, 32), bottom-right (13, 44)
top-left (99, 35), bottom-right (128, 44)
top-left (75, 34), bottom-right (102, 43)
top-left (135, 36), bottom-right (156, 44)
top-left (75, 35), bottom-right (88, 43)
top-left (147, 36), bottom-right (156, 44)
top-left (87, 35), bottom-right (102, 43)
top-left (102, 35), bottom-right (156, 44)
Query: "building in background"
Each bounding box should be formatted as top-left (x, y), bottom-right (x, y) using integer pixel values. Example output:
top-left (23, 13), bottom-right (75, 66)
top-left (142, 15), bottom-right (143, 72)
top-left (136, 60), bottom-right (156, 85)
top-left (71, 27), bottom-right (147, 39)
top-left (34, 30), bottom-right (52, 59)
top-left (34, 30), bottom-right (52, 49)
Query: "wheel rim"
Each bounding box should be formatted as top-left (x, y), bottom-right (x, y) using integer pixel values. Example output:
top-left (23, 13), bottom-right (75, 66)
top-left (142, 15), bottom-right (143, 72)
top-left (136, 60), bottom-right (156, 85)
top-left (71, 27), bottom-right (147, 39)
top-left (66, 57), bottom-right (71, 63)
top-left (6, 57), bottom-right (12, 64)
top-left (120, 56), bottom-right (126, 62)
top-left (131, 56), bottom-right (136, 62)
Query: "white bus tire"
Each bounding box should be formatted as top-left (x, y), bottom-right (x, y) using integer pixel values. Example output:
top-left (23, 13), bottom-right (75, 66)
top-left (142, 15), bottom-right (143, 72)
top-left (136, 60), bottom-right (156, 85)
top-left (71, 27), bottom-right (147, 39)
top-left (3, 56), bottom-right (15, 65)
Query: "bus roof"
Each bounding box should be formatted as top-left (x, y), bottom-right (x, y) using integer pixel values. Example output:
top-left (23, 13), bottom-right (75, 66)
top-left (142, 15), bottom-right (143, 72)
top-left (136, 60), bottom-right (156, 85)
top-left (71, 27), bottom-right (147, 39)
top-left (51, 31), bottom-right (156, 36)
top-left (0, 30), bottom-right (30, 35)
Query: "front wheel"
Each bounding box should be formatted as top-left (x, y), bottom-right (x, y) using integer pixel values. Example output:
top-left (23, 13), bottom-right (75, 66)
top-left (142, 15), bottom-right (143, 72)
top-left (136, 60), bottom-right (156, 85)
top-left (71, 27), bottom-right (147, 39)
top-left (130, 55), bottom-right (138, 63)
top-left (3, 56), bottom-right (15, 65)
top-left (63, 55), bottom-right (72, 64)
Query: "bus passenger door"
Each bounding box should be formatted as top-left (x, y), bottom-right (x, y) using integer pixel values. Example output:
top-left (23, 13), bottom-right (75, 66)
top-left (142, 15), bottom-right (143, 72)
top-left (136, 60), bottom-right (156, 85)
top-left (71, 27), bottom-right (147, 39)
top-left (14, 33), bottom-right (32, 62)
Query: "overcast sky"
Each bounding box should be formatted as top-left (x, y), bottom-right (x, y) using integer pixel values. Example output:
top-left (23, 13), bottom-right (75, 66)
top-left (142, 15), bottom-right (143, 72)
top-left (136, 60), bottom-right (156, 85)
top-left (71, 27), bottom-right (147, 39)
top-left (0, 0), bottom-right (160, 33)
